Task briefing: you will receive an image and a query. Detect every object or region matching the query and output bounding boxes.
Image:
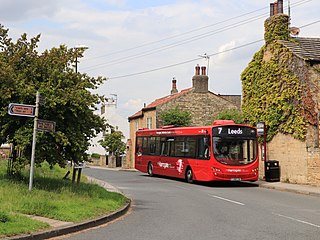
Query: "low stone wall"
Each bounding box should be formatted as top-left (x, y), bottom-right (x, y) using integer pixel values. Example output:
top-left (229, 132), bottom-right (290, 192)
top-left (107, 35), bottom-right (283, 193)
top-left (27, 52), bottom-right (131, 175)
top-left (267, 133), bottom-right (320, 186)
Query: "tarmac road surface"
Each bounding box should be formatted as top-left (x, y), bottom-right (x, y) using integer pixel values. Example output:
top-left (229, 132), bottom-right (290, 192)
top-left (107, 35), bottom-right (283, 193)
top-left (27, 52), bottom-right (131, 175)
top-left (59, 167), bottom-right (320, 240)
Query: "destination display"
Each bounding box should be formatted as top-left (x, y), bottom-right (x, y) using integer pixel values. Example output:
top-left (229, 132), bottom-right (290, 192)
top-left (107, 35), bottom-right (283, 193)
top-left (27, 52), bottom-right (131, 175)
top-left (212, 126), bottom-right (257, 138)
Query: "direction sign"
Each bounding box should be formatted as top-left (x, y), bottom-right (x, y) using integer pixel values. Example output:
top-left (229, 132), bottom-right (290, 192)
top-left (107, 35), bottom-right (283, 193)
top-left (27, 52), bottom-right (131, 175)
top-left (37, 119), bottom-right (56, 132)
top-left (8, 103), bottom-right (36, 117)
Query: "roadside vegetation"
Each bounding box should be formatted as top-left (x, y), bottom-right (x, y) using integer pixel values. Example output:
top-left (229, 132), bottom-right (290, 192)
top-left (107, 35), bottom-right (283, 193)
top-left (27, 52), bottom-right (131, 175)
top-left (0, 160), bottom-right (128, 238)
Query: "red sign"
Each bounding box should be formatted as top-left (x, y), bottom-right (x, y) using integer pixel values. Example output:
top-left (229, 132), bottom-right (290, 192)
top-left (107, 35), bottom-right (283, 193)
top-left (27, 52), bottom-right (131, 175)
top-left (8, 103), bottom-right (35, 117)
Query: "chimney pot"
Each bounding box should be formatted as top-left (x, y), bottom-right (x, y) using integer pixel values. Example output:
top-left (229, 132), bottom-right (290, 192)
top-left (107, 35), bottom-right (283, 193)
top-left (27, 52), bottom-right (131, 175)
top-left (195, 64), bottom-right (200, 75)
top-left (201, 66), bottom-right (206, 75)
top-left (274, 2), bottom-right (278, 15)
top-left (277, 0), bottom-right (283, 14)
top-left (171, 77), bottom-right (178, 94)
top-left (270, 3), bottom-right (274, 16)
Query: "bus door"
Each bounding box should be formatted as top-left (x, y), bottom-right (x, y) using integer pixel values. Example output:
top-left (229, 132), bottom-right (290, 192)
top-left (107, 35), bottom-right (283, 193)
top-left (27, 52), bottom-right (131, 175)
top-left (135, 137), bottom-right (144, 172)
top-left (158, 137), bottom-right (176, 177)
top-left (191, 136), bottom-right (211, 180)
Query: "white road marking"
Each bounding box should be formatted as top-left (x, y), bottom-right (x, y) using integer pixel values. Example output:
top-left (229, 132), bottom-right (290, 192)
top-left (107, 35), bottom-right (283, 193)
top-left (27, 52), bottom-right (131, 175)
top-left (174, 185), bottom-right (189, 190)
top-left (273, 213), bottom-right (320, 228)
top-left (209, 194), bottom-right (245, 206)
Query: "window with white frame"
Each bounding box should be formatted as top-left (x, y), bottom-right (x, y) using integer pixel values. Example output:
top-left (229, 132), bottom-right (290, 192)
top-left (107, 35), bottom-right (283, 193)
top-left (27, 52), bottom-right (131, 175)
top-left (146, 117), bottom-right (152, 129)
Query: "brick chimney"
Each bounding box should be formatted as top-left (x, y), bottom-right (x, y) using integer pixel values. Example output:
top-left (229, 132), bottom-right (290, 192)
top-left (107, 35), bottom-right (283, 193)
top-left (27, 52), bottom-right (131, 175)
top-left (270, 0), bottom-right (283, 16)
top-left (192, 65), bottom-right (208, 93)
top-left (171, 77), bottom-right (178, 94)
top-left (265, 0), bottom-right (288, 44)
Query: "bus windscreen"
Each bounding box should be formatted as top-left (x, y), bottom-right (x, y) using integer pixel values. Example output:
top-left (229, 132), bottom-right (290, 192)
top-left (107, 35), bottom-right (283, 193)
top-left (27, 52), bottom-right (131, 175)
top-left (212, 126), bottom-right (257, 166)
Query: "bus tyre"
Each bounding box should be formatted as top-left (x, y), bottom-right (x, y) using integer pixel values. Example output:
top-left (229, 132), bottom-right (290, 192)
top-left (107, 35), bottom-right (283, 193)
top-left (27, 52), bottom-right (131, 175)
top-left (147, 162), bottom-right (154, 177)
top-left (186, 168), bottom-right (193, 184)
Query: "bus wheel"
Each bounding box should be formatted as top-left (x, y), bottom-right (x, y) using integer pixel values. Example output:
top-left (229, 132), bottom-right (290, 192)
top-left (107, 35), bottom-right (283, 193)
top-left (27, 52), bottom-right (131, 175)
top-left (186, 168), bottom-right (193, 184)
top-left (147, 162), bottom-right (154, 177)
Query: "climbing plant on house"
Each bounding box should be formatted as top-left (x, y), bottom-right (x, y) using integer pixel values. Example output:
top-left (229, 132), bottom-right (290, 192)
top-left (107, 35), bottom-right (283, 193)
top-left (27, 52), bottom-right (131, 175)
top-left (241, 14), bottom-right (316, 142)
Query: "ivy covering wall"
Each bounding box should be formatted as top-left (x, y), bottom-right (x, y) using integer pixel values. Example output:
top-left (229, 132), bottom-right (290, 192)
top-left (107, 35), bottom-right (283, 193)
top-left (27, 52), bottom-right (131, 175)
top-left (241, 14), bottom-right (310, 142)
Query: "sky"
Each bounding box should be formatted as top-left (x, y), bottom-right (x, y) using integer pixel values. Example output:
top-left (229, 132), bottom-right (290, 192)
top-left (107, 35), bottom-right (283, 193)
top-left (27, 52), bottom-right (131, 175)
top-left (1, 0), bottom-right (320, 120)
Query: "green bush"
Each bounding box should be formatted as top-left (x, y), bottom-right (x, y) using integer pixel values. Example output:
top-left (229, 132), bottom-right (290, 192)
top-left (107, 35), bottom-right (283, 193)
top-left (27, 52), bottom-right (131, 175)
top-left (91, 153), bottom-right (101, 159)
top-left (213, 108), bottom-right (244, 124)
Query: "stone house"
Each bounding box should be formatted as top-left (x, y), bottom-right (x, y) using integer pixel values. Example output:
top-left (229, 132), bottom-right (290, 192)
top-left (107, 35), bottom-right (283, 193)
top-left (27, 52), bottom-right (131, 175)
top-left (125, 65), bottom-right (241, 169)
top-left (241, 0), bottom-right (320, 185)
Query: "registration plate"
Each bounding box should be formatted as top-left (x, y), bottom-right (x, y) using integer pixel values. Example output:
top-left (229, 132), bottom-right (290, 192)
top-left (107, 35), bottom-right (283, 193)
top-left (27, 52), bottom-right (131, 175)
top-left (231, 178), bottom-right (241, 181)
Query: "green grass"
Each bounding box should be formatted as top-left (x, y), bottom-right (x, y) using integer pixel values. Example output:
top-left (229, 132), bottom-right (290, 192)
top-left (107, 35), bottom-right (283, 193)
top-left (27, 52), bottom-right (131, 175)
top-left (0, 160), bottom-right (128, 238)
top-left (0, 212), bottom-right (49, 237)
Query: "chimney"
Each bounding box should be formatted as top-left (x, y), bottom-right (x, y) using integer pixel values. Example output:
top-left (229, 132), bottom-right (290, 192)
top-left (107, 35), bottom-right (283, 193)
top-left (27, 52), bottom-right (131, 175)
top-left (265, 0), bottom-right (289, 44)
top-left (192, 65), bottom-right (208, 93)
top-left (270, 0), bottom-right (283, 16)
top-left (171, 77), bottom-right (178, 94)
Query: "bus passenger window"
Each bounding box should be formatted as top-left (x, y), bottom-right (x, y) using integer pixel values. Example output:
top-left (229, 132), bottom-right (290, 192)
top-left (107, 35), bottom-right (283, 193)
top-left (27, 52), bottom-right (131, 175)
top-left (161, 141), bottom-right (169, 156)
top-left (197, 137), bottom-right (210, 159)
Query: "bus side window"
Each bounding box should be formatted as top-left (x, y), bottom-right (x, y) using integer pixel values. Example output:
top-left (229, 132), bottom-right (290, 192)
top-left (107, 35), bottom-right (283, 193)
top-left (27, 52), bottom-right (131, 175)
top-left (197, 137), bottom-right (210, 159)
top-left (160, 137), bottom-right (168, 156)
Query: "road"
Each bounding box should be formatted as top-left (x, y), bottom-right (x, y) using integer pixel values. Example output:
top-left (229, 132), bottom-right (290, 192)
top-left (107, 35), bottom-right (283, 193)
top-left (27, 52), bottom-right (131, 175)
top-left (61, 168), bottom-right (320, 240)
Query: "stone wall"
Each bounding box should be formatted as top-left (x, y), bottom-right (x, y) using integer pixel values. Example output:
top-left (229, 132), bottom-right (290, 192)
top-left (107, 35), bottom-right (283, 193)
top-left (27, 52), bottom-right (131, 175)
top-left (267, 132), bottom-right (320, 186)
top-left (267, 133), bottom-right (308, 184)
top-left (307, 148), bottom-right (320, 185)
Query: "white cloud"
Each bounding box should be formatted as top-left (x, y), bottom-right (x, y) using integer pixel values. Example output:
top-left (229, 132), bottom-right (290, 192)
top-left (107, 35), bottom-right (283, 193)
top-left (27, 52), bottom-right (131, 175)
top-left (216, 40), bottom-right (236, 62)
top-left (1, 0), bottom-right (319, 118)
top-left (124, 98), bottom-right (143, 111)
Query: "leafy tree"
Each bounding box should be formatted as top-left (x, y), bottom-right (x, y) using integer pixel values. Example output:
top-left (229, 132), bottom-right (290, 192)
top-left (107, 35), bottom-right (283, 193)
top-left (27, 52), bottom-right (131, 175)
top-left (99, 126), bottom-right (126, 158)
top-left (213, 108), bottom-right (244, 124)
top-left (160, 107), bottom-right (192, 127)
top-left (0, 24), bottom-right (106, 174)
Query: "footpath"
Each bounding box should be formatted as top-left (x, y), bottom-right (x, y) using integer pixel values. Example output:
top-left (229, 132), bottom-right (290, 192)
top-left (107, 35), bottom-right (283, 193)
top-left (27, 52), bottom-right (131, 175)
top-left (253, 180), bottom-right (320, 197)
top-left (5, 172), bottom-right (320, 240)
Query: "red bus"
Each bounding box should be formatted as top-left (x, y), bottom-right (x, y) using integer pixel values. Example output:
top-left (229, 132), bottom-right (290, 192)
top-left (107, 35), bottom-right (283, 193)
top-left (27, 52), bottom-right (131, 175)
top-left (135, 120), bottom-right (258, 183)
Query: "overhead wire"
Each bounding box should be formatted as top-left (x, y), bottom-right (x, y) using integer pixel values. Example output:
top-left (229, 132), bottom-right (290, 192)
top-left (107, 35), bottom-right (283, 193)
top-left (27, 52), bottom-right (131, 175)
top-left (106, 18), bottom-right (320, 80)
top-left (81, 0), bottom-right (314, 77)
top-left (83, 5), bottom-right (268, 61)
top-left (83, 12), bottom-right (270, 71)
top-left (84, 0), bottom-right (310, 63)
top-left (107, 39), bottom-right (264, 80)
top-left (83, 14), bottom-right (266, 71)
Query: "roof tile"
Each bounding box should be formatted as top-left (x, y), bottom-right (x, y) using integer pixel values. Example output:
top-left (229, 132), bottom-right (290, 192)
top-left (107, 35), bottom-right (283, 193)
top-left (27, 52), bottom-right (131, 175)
top-left (279, 37), bottom-right (320, 61)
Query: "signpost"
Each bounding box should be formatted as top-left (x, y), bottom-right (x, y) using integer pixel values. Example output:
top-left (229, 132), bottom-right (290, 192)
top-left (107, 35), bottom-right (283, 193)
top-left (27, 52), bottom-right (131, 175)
top-left (37, 119), bottom-right (56, 132)
top-left (256, 122), bottom-right (267, 161)
top-left (8, 103), bottom-right (35, 117)
top-left (8, 92), bottom-right (56, 191)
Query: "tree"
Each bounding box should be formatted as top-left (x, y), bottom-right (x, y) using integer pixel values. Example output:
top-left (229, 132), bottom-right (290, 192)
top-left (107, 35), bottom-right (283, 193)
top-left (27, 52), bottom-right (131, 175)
top-left (213, 108), bottom-right (244, 124)
top-left (160, 107), bottom-right (192, 127)
top-left (0, 24), bottom-right (106, 174)
top-left (99, 126), bottom-right (126, 158)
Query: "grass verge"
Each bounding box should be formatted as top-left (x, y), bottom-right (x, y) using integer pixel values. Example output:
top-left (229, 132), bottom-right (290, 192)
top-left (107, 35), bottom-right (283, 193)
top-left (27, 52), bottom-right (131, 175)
top-left (0, 160), bottom-right (128, 238)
